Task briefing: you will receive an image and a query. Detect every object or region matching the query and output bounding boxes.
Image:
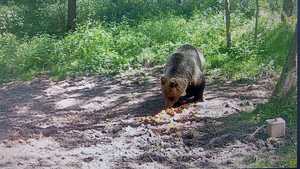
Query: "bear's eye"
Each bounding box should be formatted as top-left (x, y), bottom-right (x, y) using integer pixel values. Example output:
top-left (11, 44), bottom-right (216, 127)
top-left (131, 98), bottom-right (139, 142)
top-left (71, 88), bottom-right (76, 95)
top-left (161, 77), bottom-right (167, 85)
top-left (169, 82), bottom-right (177, 88)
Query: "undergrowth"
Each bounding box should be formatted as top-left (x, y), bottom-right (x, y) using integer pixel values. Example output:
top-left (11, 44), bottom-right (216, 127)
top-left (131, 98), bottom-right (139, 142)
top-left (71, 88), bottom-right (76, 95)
top-left (0, 12), bottom-right (295, 83)
top-left (233, 94), bottom-right (297, 168)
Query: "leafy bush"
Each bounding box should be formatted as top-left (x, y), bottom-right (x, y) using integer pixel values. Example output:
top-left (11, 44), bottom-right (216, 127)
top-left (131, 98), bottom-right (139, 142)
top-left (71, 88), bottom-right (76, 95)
top-left (0, 0), bottom-right (66, 37)
top-left (0, 33), bottom-right (20, 82)
top-left (0, 6), bottom-right (296, 83)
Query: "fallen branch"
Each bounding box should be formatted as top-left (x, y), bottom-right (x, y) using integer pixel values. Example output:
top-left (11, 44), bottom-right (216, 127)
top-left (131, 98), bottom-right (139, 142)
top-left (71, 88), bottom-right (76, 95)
top-left (245, 125), bottom-right (266, 141)
top-left (231, 106), bottom-right (241, 112)
top-left (250, 125), bottom-right (266, 137)
top-left (148, 154), bottom-right (155, 162)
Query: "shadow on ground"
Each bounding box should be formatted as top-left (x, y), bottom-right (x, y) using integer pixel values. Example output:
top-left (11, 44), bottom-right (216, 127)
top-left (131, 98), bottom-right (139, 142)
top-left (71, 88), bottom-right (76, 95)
top-left (0, 66), bottom-right (277, 169)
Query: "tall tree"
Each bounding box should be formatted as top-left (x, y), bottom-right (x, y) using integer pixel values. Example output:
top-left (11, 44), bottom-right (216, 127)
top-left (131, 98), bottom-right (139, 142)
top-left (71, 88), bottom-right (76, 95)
top-left (272, 24), bottom-right (297, 98)
top-left (67, 0), bottom-right (76, 31)
top-left (268, 0), bottom-right (279, 14)
top-left (254, 0), bottom-right (259, 43)
top-left (224, 0), bottom-right (231, 48)
top-left (281, 0), bottom-right (294, 22)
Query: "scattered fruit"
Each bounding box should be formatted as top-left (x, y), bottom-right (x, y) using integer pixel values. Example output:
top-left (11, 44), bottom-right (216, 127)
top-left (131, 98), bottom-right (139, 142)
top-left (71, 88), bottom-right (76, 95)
top-left (139, 104), bottom-right (188, 125)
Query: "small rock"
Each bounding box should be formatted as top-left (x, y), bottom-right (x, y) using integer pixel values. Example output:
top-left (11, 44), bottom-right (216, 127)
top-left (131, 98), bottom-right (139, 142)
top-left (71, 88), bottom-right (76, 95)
top-left (234, 140), bottom-right (242, 145)
top-left (266, 142), bottom-right (275, 150)
top-left (239, 101), bottom-right (253, 106)
top-left (267, 137), bottom-right (278, 144)
top-left (83, 157), bottom-right (94, 163)
top-left (111, 125), bottom-right (122, 134)
top-left (266, 137), bottom-right (284, 148)
top-left (205, 154), bottom-right (212, 159)
top-left (252, 140), bottom-right (263, 149)
top-left (182, 131), bottom-right (194, 139)
top-left (245, 101), bottom-right (252, 106)
top-left (5, 144), bottom-right (12, 148)
top-left (18, 139), bottom-right (25, 144)
top-left (198, 147), bottom-right (204, 152)
top-left (42, 126), bottom-right (58, 137)
top-left (226, 160), bottom-right (233, 164)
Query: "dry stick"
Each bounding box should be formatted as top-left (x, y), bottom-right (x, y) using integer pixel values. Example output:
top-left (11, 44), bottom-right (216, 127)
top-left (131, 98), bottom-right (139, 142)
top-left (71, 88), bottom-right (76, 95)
top-left (231, 106), bottom-right (241, 112)
top-left (249, 125), bottom-right (266, 138)
top-left (148, 154), bottom-right (155, 162)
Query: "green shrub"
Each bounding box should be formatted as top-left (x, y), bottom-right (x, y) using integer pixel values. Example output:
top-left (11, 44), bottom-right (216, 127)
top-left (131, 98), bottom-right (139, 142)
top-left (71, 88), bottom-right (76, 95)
top-left (20, 35), bottom-right (56, 72)
top-left (136, 16), bottom-right (189, 44)
top-left (0, 33), bottom-right (20, 82)
top-left (0, 8), bottom-right (296, 83)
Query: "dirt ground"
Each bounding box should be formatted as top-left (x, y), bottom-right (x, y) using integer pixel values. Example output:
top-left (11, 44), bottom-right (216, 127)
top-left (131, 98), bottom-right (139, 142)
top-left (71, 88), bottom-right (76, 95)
top-left (0, 66), bottom-right (283, 169)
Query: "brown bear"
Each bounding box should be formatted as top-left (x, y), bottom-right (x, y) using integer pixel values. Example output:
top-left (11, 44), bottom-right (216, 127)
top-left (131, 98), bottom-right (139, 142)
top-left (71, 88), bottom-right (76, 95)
top-left (161, 44), bottom-right (205, 108)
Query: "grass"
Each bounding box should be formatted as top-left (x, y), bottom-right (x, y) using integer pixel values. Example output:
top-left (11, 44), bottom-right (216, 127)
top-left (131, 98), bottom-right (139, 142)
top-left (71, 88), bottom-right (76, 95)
top-left (0, 1), bottom-right (297, 168)
top-left (250, 142), bottom-right (297, 168)
top-left (0, 12), bottom-right (295, 84)
top-left (229, 93), bottom-right (297, 168)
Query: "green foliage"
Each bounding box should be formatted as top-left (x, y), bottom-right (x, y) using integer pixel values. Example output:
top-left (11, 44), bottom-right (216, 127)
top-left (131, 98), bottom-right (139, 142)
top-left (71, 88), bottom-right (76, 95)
top-left (0, 2), bottom-right (296, 167)
top-left (0, 0), bottom-right (296, 83)
top-left (77, 0), bottom-right (223, 24)
top-left (57, 24), bottom-right (116, 74)
top-left (254, 96), bottom-right (297, 128)
top-left (0, 0), bottom-right (66, 37)
top-left (0, 33), bottom-right (19, 82)
top-left (250, 125), bottom-right (297, 168)
top-left (260, 23), bottom-right (294, 70)
top-left (137, 16), bottom-right (188, 44)
top-left (228, 92), bottom-right (297, 168)
top-left (0, 0), bottom-right (224, 37)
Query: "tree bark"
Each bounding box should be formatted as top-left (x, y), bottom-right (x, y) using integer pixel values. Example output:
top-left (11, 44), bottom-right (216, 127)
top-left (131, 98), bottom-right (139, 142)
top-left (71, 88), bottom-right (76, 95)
top-left (67, 0), bottom-right (76, 31)
top-left (224, 0), bottom-right (231, 48)
top-left (272, 25), bottom-right (297, 98)
top-left (254, 0), bottom-right (259, 43)
top-left (281, 0), bottom-right (294, 22)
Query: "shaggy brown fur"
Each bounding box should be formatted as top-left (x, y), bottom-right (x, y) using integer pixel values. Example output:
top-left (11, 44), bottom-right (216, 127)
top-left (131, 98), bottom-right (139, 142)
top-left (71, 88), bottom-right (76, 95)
top-left (161, 44), bottom-right (205, 108)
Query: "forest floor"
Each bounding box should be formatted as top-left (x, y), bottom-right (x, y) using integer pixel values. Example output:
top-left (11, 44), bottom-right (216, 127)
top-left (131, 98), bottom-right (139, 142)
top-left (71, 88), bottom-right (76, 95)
top-left (0, 66), bottom-right (291, 169)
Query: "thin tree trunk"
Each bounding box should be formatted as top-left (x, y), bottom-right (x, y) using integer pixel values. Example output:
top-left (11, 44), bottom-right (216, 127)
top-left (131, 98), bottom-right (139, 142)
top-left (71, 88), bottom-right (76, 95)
top-left (67, 0), bottom-right (76, 31)
top-left (58, 0), bottom-right (67, 33)
top-left (281, 0), bottom-right (294, 22)
top-left (254, 0), bottom-right (259, 43)
top-left (224, 0), bottom-right (231, 48)
top-left (272, 24), bottom-right (297, 98)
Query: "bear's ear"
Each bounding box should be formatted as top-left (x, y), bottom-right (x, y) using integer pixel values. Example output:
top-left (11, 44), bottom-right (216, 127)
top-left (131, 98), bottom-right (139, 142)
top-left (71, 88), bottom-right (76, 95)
top-left (161, 76), bottom-right (167, 85)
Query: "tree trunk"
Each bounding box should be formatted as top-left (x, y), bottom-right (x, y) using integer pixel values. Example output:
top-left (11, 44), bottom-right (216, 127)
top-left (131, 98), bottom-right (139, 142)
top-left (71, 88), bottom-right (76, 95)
top-left (281, 0), bottom-right (294, 22)
top-left (254, 0), bottom-right (259, 43)
top-left (224, 0), bottom-right (231, 48)
top-left (272, 25), bottom-right (297, 98)
top-left (67, 0), bottom-right (76, 31)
